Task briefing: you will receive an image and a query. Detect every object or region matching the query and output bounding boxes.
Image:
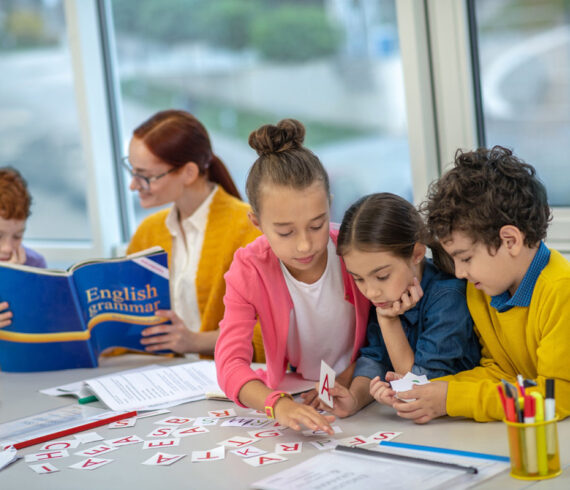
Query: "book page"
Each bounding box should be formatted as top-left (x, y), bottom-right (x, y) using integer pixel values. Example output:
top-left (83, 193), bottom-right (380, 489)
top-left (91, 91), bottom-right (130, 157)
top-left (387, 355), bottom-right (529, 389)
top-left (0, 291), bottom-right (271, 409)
top-left (85, 361), bottom-right (220, 411)
top-left (69, 246), bottom-right (165, 272)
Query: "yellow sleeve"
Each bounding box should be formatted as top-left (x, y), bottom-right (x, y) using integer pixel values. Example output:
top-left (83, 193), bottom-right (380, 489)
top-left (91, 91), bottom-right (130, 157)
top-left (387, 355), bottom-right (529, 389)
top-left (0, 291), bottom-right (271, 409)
top-left (439, 255), bottom-right (570, 422)
top-left (438, 365), bottom-right (507, 421)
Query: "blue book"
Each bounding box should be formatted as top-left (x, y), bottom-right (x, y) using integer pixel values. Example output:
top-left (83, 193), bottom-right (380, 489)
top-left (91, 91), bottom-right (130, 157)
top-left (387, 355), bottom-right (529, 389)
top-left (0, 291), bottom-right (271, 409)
top-left (0, 247), bottom-right (171, 372)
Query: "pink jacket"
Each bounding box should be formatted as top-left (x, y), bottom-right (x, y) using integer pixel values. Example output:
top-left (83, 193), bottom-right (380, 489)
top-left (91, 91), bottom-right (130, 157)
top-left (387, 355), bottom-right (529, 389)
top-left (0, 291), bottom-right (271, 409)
top-left (215, 228), bottom-right (370, 405)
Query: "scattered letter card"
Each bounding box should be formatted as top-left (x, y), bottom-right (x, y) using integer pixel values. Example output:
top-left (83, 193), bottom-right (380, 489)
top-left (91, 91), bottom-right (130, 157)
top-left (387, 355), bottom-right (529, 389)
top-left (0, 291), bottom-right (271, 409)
top-left (336, 436), bottom-right (368, 447)
top-left (29, 463), bottom-right (59, 474)
top-left (318, 360), bottom-right (335, 407)
top-left (143, 438), bottom-right (180, 450)
top-left (191, 446), bottom-right (225, 462)
top-left (155, 416), bottom-right (193, 426)
top-left (366, 430), bottom-right (401, 443)
top-left (193, 417), bottom-right (218, 426)
top-left (69, 457), bottom-right (113, 471)
top-left (74, 432), bottom-right (104, 444)
top-left (146, 427), bottom-right (175, 438)
top-left (275, 442), bottom-right (303, 454)
top-left (231, 446), bottom-right (267, 459)
top-left (105, 435), bottom-right (143, 447)
top-left (310, 439), bottom-right (338, 451)
top-left (108, 417), bottom-right (136, 429)
top-left (40, 439), bottom-right (79, 451)
top-left (75, 444), bottom-right (117, 457)
top-left (248, 429), bottom-right (283, 439)
top-left (243, 453), bottom-right (287, 467)
top-left (25, 450), bottom-right (69, 463)
top-left (172, 426), bottom-right (209, 437)
top-left (217, 436), bottom-right (257, 448)
top-left (142, 452), bottom-right (186, 466)
top-left (208, 408), bottom-right (237, 418)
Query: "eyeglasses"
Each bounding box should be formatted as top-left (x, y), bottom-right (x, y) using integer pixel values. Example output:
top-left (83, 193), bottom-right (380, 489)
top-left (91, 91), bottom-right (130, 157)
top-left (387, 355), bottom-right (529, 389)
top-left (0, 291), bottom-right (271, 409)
top-left (120, 157), bottom-right (178, 191)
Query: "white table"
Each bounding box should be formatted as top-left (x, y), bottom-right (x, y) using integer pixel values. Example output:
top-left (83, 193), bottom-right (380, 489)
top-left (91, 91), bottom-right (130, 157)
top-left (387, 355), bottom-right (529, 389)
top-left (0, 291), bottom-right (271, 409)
top-left (1, 355), bottom-right (568, 489)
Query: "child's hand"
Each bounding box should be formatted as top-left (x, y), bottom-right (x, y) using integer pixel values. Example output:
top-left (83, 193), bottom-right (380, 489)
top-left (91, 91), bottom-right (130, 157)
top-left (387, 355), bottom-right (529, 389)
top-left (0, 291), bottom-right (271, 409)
top-left (369, 376), bottom-right (397, 406)
top-left (8, 246), bottom-right (26, 265)
top-left (376, 277), bottom-right (423, 319)
top-left (385, 371), bottom-right (403, 382)
top-left (300, 389), bottom-right (320, 408)
top-left (0, 301), bottom-right (13, 328)
top-left (275, 397), bottom-right (335, 434)
top-left (317, 384), bottom-right (359, 418)
top-left (392, 381), bottom-right (448, 424)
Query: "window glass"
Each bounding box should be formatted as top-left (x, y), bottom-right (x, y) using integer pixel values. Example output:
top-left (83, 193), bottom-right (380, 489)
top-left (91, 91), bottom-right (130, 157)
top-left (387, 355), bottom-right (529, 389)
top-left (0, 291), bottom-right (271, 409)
top-left (0, 0), bottom-right (90, 239)
top-left (110, 0), bottom-right (411, 227)
top-left (473, 0), bottom-right (570, 206)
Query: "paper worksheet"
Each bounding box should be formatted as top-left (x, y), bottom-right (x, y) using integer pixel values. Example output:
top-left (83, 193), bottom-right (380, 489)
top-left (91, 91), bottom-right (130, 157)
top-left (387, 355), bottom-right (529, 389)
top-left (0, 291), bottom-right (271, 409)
top-left (85, 361), bottom-right (220, 411)
top-left (252, 443), bottom-right (509, 490)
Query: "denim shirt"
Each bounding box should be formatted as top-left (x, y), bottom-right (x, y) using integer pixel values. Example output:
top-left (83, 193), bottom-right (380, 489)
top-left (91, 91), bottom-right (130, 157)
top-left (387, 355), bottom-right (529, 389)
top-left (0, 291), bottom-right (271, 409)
top-left (354, 259), bottom-right (481, 381)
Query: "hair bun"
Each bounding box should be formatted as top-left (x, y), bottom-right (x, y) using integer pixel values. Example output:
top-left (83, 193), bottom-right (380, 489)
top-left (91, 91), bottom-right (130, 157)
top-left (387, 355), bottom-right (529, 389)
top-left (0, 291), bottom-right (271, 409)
top-left (248, 118), bottom-right (305, 156)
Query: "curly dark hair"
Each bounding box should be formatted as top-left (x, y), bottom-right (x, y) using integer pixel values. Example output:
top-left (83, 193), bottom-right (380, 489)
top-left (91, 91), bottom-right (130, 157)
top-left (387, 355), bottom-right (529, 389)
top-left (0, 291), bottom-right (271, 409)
top-left (421, 146), bottom-right (551, 250)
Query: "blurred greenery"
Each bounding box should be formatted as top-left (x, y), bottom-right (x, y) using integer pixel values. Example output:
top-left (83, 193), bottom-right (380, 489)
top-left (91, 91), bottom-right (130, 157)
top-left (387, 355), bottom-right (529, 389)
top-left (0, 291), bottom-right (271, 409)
top-left (0, 9), bottom-right (57, 49)
top-left (198, 1), bottom-right (260, 50)
top-left (250, 6), bottom-right (340, 62)
top-left (112, 0), bottom-right (340, 61)
top-left (121, 79), bottom-right (371, 147)
top-left (477, 0), bottom-right (570, 32)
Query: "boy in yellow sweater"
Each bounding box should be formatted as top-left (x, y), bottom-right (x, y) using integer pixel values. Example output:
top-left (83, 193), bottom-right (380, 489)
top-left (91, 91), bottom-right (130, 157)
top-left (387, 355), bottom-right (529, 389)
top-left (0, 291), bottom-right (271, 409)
top-left (393, 146), bottom-right (570, 423)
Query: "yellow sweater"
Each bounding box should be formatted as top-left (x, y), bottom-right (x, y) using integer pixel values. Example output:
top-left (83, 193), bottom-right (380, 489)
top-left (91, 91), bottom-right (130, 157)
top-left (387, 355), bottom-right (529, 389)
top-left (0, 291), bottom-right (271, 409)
top-left (438, 249), bottom-right (570, 421)
top-left (127, 187), bottom-right (264, 361)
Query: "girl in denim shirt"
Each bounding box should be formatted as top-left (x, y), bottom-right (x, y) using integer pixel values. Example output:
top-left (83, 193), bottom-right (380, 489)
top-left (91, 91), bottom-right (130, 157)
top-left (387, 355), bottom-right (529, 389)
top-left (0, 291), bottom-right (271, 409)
top-left (324, 193), bottom-right (481, 418)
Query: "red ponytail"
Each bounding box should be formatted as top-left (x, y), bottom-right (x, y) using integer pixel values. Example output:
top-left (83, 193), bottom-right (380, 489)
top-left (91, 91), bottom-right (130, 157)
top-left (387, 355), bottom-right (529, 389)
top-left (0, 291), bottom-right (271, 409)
top-left (134, 109), bottom-right (242, 200)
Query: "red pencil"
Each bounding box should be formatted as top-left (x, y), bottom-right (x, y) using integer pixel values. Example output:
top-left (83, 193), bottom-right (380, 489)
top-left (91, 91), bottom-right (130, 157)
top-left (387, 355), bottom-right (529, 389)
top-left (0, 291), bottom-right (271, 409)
top-left (497, 385), bottom-right (507, 414)
top-left (12, 410), bottom-right (137, 450)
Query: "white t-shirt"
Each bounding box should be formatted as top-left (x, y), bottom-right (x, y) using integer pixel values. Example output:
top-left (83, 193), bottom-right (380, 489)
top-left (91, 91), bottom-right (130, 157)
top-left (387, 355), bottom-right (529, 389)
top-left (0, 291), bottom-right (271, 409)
top-left (165, 185), bottom-right (217, 334)
top-left (282, 239), bottom-right (355, 380)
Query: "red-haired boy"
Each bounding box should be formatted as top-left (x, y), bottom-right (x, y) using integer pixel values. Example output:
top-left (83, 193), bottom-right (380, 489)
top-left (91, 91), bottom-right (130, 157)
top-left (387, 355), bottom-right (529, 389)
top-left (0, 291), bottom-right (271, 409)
top-left (0, 167), bottom-right (46, 327)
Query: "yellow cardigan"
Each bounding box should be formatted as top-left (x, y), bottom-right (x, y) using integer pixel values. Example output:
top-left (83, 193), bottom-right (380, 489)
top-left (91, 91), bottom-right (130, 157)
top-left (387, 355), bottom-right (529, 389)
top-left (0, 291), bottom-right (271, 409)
top-left (127, 187), bottom-right (265, 362)
top-left (438, 249), bottom-right (570, 421)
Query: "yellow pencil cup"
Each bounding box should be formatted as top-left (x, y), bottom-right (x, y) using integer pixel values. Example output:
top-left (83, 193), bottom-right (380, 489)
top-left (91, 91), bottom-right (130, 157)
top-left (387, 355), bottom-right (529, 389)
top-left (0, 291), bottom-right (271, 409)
top-left (504, 417), bottom-right (561, 480)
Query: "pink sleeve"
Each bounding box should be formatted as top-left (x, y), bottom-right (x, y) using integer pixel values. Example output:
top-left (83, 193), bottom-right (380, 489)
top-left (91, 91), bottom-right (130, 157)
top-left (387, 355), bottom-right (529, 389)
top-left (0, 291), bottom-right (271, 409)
top-left (215, 255), bottom-right (264, 406)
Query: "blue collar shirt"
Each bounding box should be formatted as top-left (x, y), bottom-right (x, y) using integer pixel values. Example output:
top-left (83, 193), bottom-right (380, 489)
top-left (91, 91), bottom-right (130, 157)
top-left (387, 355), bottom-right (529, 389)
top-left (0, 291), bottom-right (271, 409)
top-left (490, 241), bottom-right (550, 313)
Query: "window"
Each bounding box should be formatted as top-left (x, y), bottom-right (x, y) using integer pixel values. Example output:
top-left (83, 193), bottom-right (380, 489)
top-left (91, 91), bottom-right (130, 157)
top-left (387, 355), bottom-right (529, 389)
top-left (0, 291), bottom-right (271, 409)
top-left (0, 0), bottom-right (90, 240)
top-left (472, 0), bottom-right (570, 207)
top-left (109, 0), bottom-right (412, 228)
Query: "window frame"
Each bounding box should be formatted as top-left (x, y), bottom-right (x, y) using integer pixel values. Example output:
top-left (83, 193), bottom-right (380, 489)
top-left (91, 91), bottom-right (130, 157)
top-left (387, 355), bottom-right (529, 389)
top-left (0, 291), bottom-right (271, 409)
top-left (426, 0), bottom-right (570, 254)
top-left (28, 0), bottom-right (570, 265)
top-left (25, 0), bottom-right (123, 264)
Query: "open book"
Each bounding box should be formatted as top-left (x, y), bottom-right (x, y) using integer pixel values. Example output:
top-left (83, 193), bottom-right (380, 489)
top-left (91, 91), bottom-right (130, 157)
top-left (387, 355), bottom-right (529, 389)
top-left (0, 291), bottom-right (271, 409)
top-left (0, 247), bottom-right (171, 372)
top-left (42, 361), bottom-right (317, 412)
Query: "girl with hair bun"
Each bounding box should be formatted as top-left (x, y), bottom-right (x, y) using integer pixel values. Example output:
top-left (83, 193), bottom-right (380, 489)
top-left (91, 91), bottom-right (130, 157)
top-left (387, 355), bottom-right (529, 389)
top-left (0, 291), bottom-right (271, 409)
top-left (215, 119), bottom-right (369, 434)
top-left (124, 109), bottom-right (262, 359)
